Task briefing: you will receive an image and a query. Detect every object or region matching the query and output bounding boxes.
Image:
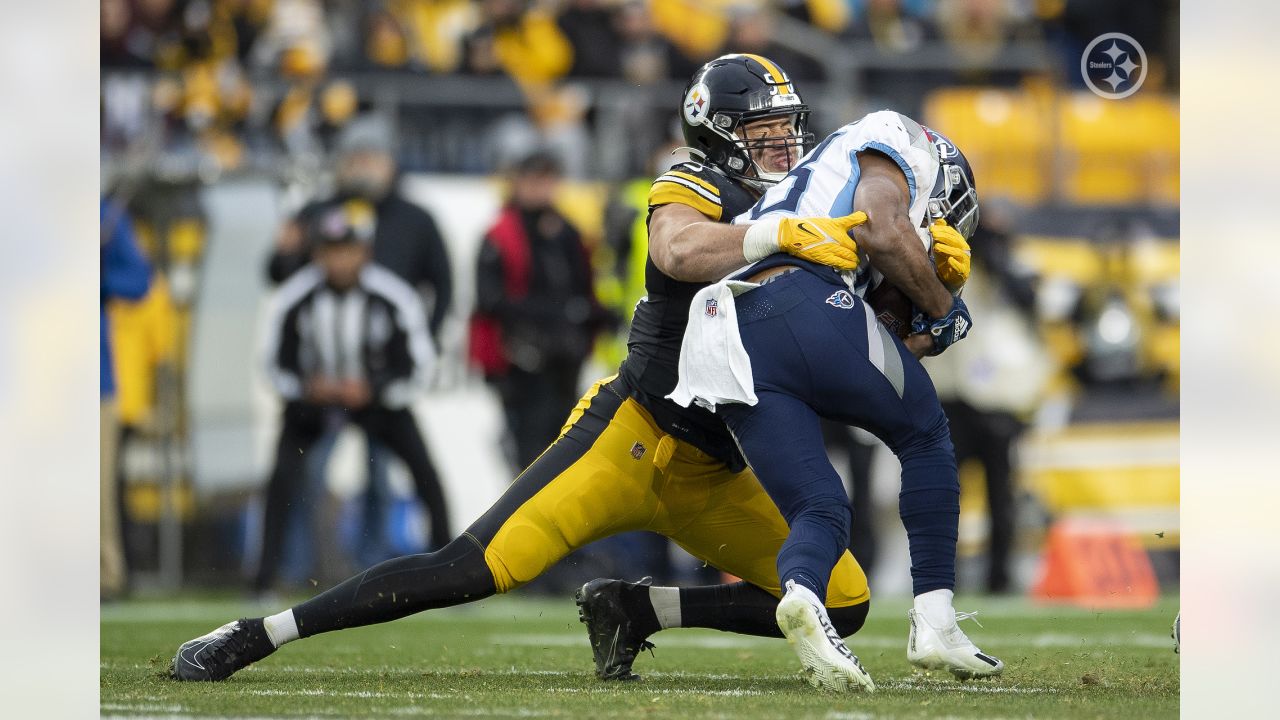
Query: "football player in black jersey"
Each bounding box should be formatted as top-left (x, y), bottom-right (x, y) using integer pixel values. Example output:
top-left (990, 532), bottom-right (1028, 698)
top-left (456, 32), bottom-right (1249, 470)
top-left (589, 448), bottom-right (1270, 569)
top-left (170, 54), bottom-right (874, 688)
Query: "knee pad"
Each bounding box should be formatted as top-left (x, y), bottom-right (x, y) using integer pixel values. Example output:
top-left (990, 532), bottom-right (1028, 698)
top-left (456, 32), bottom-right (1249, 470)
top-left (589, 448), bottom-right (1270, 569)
top-left (827, 600), bottom-right (870, 637)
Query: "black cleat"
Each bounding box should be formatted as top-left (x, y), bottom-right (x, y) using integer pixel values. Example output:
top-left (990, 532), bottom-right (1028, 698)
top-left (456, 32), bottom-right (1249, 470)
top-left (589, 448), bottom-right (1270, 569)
top-left (170, 618), bottom-right (275, 681)
top-left (575, 578), bottom-right (657, 681)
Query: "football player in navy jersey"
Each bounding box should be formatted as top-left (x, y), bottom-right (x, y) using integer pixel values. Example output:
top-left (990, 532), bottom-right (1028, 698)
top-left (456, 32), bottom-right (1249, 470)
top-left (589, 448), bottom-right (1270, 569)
top-left (170, 55), bottom-right (884, 690)
top-left (667, 111), bottom-right (1001, 686)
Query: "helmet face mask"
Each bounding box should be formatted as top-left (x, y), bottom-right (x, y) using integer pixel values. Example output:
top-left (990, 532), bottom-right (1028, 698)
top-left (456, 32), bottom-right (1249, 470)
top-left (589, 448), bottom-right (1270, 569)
top-left (681, 54), bottom-right (814, 189)
top-left (923, 127), bottom-right (980, 240)
top-left (929, 164), bottom-right (980, 239)
top-left (733, 114), bottom-right (810, 182)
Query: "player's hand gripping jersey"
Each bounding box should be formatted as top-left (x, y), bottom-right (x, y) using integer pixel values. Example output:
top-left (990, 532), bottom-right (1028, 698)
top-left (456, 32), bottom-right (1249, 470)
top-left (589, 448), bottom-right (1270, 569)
top-left (736, 110), bottom-right (943, 297)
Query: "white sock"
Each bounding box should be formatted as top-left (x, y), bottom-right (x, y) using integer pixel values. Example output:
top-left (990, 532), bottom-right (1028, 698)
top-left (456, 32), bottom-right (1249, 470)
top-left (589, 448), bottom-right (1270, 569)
top-left (914, 588), bottom-right (956, 628)
top-left (649, 586), bottom-right (681, 629)
top-left (263, 609), bottom-right (300, 648)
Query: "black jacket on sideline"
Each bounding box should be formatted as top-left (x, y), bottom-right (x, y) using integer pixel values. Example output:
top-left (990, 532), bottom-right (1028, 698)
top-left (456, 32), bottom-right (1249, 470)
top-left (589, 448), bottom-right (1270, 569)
top-left (474, 206), bottom-right (599, 374)
top-left (268, 192), bottom-right (454, 337)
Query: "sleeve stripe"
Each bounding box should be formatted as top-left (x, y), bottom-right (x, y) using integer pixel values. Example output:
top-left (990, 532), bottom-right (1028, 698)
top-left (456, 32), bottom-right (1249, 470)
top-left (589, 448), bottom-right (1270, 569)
top-left (655, 175), bottom-right (721, 204)
top-left (362, 265), bottom-right (437, 398)
top-left (664, 171), bottom-right (721, 199)
top-left (649, 183), bottom-right (723, 220)
top-left (858, 141), bottom-right (917, 206)
top-left (260, 265), bottom-right (323, 399)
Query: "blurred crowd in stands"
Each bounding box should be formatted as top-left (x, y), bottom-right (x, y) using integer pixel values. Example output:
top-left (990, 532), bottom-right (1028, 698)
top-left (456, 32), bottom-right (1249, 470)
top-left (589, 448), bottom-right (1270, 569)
top-left (101, 0), bottom-right (1178, 178)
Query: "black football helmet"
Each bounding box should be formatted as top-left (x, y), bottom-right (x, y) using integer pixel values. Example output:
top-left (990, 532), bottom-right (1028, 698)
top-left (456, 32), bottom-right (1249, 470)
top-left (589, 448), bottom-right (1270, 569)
top-left (921, 126), bottom-right (980, 240)
top-left (679, 54), bottom-right (813, 189)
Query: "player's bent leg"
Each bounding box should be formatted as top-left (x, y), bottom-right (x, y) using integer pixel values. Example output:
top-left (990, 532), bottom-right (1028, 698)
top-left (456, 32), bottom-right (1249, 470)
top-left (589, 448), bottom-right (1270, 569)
top-left (579, 456), bottom-right (875, 680)
top-left (878, 355), bottom-right (1001, 679)
top-left (717, 390), bottom-right (852, 602)
top-left (473, 381), bottom-right (662, 592)
top-left (657, 442), bottom-right (875, 690)
top-left (277, 387), bottom-right (650, 647)
top-left (170, 537), bottom-right (494, 681)
top-left (173, 376), bottom-right (656, 682)
top-left (663, 462), bottom-right (871, 634)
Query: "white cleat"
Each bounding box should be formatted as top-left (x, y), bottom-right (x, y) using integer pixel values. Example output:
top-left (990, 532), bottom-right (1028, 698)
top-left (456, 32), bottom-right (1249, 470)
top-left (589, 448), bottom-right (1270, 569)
top-left (776, 581), bottom-right (875, 693)
top-left (907, 609), bottom-right (1004, 679)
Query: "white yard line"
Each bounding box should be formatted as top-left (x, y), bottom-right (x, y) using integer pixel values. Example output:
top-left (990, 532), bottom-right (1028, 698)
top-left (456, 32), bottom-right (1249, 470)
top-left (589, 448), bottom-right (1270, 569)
top-left (490, 631), bottom-right (1173, 649)
top-left (881, 678), bottom-right (1058, 694)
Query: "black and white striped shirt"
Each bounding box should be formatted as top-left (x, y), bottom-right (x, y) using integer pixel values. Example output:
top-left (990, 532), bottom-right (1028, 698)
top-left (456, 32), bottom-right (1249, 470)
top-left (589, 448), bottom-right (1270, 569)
top-left (262, 263), bottom-right (435, 409)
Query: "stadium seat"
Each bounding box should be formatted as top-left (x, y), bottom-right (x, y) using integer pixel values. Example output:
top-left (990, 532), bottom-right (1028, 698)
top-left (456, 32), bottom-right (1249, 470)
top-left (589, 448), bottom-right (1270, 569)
top-left (924, 87), bottom-right (1054, 204)
top-left (1058, 93), bottom-right (1179, 205)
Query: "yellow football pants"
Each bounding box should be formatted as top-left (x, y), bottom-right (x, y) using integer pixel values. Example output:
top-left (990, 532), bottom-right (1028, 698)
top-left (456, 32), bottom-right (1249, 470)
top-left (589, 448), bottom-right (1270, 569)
top-left (468, 376), bottom-right (870, 608)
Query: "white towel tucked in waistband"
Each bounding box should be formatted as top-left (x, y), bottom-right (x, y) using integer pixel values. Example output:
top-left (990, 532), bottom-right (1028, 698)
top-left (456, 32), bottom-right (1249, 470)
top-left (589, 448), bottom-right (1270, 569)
top-left (666, 279), bottom-right (760, 412)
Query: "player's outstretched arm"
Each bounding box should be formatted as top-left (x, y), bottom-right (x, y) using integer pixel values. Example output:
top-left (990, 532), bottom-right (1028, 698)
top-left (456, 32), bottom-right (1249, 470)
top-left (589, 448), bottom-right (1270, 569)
top-left (649, 202), bottom-right (756, 282)
top-left (650, 202), bottom-right (863, 282)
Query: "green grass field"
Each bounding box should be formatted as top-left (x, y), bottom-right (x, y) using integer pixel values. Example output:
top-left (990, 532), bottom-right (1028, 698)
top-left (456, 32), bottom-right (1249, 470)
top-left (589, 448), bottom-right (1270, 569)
top-left (101, 593), bottom-right (1179, 719)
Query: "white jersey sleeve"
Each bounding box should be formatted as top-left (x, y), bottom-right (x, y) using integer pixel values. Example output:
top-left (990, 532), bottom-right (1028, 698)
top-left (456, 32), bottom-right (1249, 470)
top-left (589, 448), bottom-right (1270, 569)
top-left (733, 110), bottom-right (942, 294)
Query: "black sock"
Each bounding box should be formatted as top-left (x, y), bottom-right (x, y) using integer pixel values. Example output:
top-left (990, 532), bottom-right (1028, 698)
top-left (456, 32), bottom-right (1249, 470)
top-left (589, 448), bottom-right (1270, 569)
top-left (678, 581), bottom-right (785, 638)
top-left (236, 618), bottom-right (277, 662)
top-left (292, 536), bottom-right (496, 639)
top-left (677, 582), bottom-right (870, 638)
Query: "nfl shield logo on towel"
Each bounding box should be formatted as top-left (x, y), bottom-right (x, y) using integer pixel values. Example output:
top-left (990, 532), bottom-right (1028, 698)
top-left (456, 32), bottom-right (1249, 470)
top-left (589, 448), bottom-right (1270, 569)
top-left (630, 441), bottom-right (646, 459)
top-left (705, 298), bottom-right (718, 317)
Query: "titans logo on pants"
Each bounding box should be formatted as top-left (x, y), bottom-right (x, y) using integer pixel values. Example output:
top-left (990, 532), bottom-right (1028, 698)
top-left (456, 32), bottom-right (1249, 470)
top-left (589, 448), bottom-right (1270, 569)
top-left (825, 290), bottom-right (854, 309)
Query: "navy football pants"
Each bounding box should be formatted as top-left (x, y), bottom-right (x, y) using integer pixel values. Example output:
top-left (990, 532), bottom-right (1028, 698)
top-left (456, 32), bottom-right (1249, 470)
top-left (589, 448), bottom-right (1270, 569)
top-left (718, 269), bottom-right (959, 598)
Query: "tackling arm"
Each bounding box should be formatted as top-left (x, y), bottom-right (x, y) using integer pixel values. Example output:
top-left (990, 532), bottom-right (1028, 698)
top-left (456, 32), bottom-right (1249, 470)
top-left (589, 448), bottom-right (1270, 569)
top-left (648, 202), bottom-right (754, 282)
top-left (650, 201), bottom-right (865, 283)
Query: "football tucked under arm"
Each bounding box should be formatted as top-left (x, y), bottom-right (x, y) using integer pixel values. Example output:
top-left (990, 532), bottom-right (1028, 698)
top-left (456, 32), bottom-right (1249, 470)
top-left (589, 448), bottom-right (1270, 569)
top-left (866, 281), bottom-right (914, 339)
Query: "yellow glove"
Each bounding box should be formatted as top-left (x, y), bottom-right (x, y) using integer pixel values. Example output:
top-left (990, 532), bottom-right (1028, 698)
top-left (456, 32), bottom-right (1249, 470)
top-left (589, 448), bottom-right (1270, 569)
top-left (929, 218), bottom-right (971, 292)
top-left (742, 211), bottom-right (867, 272)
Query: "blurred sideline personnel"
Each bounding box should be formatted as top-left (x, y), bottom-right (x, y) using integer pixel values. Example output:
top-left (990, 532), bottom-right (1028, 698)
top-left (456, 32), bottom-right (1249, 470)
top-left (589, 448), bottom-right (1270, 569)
top-left (252, 202), bottom-right (452, 595)
top-left (269, 116), bottom-right (453, 334)
top-left (668, 112), bottom-right (1000, 688)
top-left (469, 151), bottom-right (605, 471)
top-left (171, 54), bottom-right (875, 687)
top-left (268, 116), bottom-right (454, 567)
top-left (101, 197), bottom-right (152, 600)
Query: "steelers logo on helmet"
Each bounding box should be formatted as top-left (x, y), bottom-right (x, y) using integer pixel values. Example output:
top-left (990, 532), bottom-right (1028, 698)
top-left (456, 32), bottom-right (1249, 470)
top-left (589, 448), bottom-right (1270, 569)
top-left (677, 54), bottom-right (814, 191)
top-left (683, 82), bottom-right (712, 127)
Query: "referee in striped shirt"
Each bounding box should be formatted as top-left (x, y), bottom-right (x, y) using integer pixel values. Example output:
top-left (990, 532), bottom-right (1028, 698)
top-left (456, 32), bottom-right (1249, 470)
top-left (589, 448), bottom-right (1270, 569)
top-left (256, 200), bottom-right (452, 594)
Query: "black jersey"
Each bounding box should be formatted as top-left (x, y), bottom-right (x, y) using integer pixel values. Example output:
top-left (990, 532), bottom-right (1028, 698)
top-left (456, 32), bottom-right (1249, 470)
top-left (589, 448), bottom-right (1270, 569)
top-left (618, 161), bottom-right (759, 469)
